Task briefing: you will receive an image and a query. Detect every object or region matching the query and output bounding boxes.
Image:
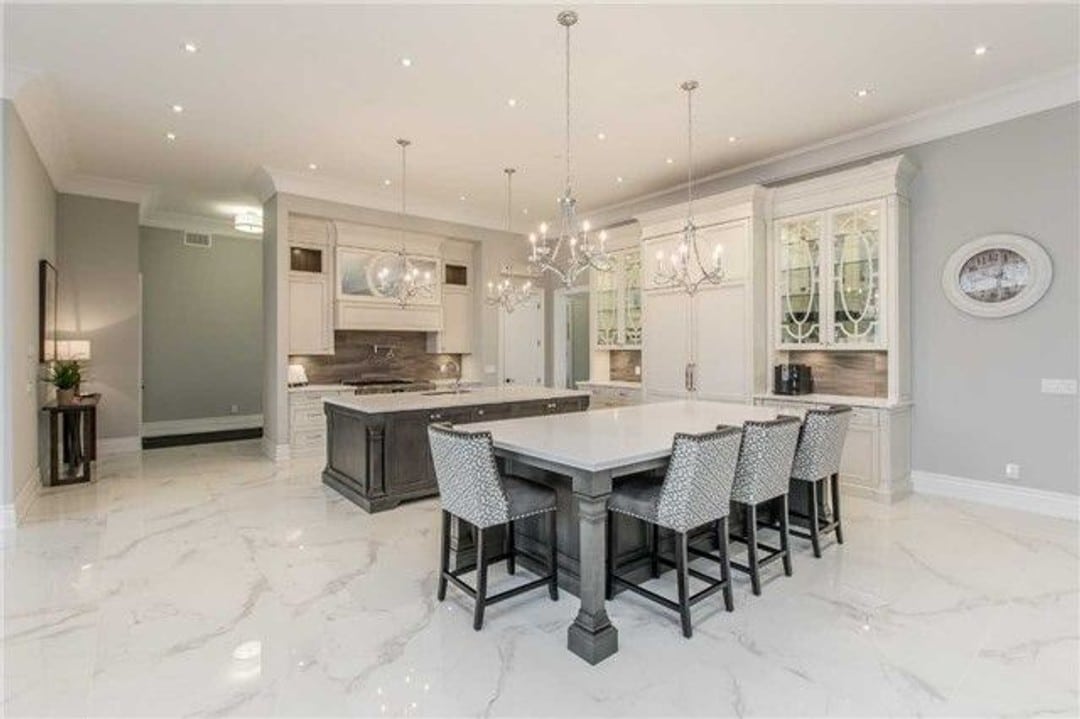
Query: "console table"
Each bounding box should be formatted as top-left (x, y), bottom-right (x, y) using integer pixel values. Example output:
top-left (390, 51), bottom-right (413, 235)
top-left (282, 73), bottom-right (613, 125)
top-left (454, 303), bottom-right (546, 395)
top-left (42, 393), bottom-right (99, 486)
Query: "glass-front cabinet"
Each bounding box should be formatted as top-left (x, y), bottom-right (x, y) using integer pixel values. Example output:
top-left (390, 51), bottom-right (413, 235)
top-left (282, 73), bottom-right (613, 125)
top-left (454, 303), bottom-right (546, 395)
top-left (592, 248), bottom-right (643, 350)
top-left (775, 200), bottom-right (884, 350)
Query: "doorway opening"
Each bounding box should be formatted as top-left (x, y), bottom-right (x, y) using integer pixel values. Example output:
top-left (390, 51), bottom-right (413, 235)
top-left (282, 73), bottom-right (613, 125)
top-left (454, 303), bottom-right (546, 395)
top-left (553, 287), bottom-right (590, 390)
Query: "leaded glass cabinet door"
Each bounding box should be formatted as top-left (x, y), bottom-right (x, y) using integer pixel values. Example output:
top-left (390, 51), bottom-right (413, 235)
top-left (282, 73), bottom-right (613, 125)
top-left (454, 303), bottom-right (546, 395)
top-left (621, 250), bottom-right (643, 347)
top-left (829, 202), bottom-right (882, 347)
top-left (777, 216), bottom-right (823, 347)
top-left (594, 260), bottom-right (619, 348)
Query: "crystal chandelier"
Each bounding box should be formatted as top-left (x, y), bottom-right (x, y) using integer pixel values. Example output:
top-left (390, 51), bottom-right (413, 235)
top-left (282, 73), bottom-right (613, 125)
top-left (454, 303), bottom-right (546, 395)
top-left (376, 138), bottom-right (436, 308)
top-left (528, 10), bottom-right (613, 287)
top-left (653, 80), bottom-right (725, 296)
top-left (485, 168), bottom-right (535, 313)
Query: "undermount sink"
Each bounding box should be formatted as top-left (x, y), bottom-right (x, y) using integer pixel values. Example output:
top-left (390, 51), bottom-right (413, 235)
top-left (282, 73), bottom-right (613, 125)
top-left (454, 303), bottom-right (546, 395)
top-left (421, 389), bottom-right (471, 396)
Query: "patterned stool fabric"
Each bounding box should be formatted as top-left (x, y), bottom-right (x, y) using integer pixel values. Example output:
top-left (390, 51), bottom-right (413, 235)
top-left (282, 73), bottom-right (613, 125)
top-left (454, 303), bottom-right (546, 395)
top-left (428, 424), bottom-right (559, 631)
top-left (789, 406), bottom-right (852, 557)
top-left (606, 428), bottom-right (742, 638)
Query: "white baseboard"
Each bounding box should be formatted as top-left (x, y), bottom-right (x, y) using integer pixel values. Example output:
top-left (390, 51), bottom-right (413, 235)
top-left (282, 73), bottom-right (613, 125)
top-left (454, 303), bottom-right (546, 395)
top-left (912, 470), bottom-right (1080, 521)
top-left (142, 414), bottom-right (263, 438)
top-left (98, 436), bottom-right (141, 456)
top-left (262, 436), bottom-right (290, 462)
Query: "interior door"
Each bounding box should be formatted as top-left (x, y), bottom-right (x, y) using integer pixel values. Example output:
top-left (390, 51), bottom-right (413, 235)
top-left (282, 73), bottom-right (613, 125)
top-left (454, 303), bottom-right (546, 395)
top-left (500, 295), bottom-right (544, 385)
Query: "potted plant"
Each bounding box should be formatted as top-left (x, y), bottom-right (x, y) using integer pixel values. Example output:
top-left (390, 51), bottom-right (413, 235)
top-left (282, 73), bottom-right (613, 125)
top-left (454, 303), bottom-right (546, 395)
top-left (48, 360), bottom-right (82, 405)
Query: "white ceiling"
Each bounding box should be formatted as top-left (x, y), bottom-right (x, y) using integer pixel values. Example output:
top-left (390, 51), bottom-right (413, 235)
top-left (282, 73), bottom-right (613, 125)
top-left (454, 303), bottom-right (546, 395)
top-left (5, 3), bottom-right (1078, 232)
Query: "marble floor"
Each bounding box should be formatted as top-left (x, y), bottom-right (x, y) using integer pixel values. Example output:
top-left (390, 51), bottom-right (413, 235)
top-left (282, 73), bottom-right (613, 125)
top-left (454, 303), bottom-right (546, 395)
top-left (2, 441), bottom-right (1077, 718)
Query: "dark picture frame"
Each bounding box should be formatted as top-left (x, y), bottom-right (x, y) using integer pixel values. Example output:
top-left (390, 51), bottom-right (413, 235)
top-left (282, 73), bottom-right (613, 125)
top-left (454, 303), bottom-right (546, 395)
top-left (39, 259), bottom-right (57, 363)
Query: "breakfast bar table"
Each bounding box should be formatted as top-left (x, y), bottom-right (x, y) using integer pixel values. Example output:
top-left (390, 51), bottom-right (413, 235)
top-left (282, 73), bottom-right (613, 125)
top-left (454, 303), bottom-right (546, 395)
top-left (464, 399), bottom-right (792, 665)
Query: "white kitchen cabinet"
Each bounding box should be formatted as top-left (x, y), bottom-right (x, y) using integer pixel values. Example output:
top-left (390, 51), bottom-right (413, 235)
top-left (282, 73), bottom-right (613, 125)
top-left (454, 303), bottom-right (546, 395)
top-left (576, 381), bottom-right (643, 408)
top-left (428, 239), bottom-right (474, 354)
top-left (753, 395), bottom-right (911, 502)
top-left (287, 215), bottom-right (334, 355)
top-left (591, 248), bottom-right (642, 350)
top-left (289, 387), bottom-right (354, 458)
top-left (638, 186), bottom-right (768, 403)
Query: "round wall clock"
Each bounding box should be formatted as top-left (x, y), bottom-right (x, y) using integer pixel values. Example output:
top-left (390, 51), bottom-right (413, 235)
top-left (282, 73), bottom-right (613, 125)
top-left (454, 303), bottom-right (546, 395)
top-left (942, 234), bottom-right (1052, 318)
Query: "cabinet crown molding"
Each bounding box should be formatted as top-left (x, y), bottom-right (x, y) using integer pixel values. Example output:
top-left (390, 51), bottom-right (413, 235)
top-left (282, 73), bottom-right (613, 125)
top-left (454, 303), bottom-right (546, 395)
top-left (771, 155), bottom-right (916, 218)
top-left (635, 184), bottom-right (767, 239)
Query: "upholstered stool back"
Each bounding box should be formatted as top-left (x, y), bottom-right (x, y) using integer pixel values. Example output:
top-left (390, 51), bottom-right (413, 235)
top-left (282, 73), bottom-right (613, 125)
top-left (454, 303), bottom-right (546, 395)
top-left (791, 406), bottom-right (852, 482)
top-left (656, 427), bottom-right (742, 533)
top-left (428, 424), bottom-right (509, 529)
top-left (731, 416), bottom-right (802, 504)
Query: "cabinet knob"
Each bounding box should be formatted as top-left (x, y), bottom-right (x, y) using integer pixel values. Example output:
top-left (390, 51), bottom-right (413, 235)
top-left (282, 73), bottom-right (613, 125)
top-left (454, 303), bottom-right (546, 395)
top-left (477, 409), bottom-right (485, 416)
top-left (430, 413), bottom-right (442, 421)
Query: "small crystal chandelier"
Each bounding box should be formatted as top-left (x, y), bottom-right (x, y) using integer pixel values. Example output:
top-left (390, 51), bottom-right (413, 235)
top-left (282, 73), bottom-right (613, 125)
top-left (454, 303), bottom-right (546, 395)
top-left (653, 80), bottom-right (725, 296)
top-left (485, 168), bottom-right (535, 313)
top-left (528, 10), bottom-right (613, 288)
top-left (376, 138), bottom-right (435, 308)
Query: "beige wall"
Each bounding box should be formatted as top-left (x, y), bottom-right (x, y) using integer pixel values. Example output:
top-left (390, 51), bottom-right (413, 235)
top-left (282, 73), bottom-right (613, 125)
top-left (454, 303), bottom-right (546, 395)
top-left (56, 194), bottom-right (141, 441)
top-left (1, 100), bottom-right (57, 510)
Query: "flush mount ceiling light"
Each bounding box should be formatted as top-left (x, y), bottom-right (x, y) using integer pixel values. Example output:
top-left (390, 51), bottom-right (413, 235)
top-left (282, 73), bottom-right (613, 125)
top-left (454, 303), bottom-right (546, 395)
top-left (652, 80), bottom-right (725, 297)
top-left (527, 10), bottom-right (613, 288)
top-left (486, 168), bottom-right (537, 313)
top-left (234, 212), bottom-right (263, 234)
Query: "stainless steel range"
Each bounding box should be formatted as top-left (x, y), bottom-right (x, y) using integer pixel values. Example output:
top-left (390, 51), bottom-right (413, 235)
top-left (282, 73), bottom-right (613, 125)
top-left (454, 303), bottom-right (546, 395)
top-left (343, 377), bottom-right (436, 395)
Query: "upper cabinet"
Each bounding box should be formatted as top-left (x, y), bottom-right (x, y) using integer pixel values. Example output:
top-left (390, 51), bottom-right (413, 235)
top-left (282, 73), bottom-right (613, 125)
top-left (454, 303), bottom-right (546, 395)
top-left (591, 247), bottom-right (642, 350)
top-left (770, 155), bottom-right (916, 402)
top-left (287, 215), bottom-right (335, 355)
top-left (428, 239), bottom-right (475, 355)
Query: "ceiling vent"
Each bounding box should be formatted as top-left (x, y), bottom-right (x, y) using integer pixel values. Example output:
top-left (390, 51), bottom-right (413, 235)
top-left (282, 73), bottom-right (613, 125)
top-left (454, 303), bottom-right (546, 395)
top-left (184, 232), bottom-right (213, 248)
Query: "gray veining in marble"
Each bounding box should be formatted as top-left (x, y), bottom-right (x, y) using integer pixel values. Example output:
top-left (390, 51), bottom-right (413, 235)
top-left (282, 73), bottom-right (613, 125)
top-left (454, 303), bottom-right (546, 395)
top-left (2, 440), bottom-right (1077, 717)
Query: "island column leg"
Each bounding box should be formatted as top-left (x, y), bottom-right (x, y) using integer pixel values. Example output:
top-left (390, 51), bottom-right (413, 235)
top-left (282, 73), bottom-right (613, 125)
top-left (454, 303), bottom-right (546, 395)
top-left (568, 470), bottom-right (618, 664)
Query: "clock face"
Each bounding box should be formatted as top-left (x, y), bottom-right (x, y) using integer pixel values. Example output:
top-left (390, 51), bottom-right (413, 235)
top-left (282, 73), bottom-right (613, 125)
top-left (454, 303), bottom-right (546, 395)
top-left (958, 248), bottom-right (1030, 303)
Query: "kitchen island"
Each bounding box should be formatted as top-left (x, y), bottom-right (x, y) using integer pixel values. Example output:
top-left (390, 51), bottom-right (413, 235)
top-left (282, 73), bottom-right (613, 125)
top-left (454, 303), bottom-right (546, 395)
top-left (322, 386), bottom-right (590, 512)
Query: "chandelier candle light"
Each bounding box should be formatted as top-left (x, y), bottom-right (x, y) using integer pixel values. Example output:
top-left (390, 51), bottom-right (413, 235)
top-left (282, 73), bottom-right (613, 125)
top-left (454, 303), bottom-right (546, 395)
top-left (485, 168), bottom-right (536, 312)
top-left (528, 10), bottom-right (613, 287)
top-left (377, 138), bottom-right (435, 308)
top-left (652, 80), bottom-right (725, 295)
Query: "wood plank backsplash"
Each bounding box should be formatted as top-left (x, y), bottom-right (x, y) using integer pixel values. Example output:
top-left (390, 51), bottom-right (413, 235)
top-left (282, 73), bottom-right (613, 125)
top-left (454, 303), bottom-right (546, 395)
top-left (785, 350), bottom-right (887, 397)
top-left (290, 331), bottom-right (461, 384)
top-left (608, 350), bottom-right (642, 383)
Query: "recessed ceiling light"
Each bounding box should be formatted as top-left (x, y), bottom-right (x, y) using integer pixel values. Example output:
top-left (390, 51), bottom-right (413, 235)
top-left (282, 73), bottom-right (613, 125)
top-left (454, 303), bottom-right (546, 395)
top-left (728, 136), bottom-right (738, 143)
top-left (308, 163), bottom-right (318, 170)
top-left (165, 132), bottom-right (177, 141)
top-left (974, 45), bottom-right (988, 56)
top-left (507, 98), bottom-right (518, 107)
top-left (665, 157), bottom-right (674, 165)
top-left (459, 194), bottom-right (467, 201)
top-left (855, 88), bottom-right (872, 98)
top-left (183, 41), bottom-right (198, 54)
top-left (616, 176), bottom-right (624, 184)
top-left (597, 132), bottom-right (607, 141)
top-left (400, 57), bottom-right (413, 67)
top-left (522, 208), bottom-right (529, 215)
top-left (170, 104), bottom-right (184, 114)
top-left (383, 179), bottom-right (392, 186)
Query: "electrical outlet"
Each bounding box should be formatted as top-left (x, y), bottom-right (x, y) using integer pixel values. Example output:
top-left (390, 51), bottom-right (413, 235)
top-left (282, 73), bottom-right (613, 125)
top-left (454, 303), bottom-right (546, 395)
top-left (634, 365), bottom-right (641, 376)
top-left (230, 404), bottom-right (239, 414)
top-left (1005, 463), bottom-right (1021, 480)
top-left (1041, 379), bottom-right (1078, 395)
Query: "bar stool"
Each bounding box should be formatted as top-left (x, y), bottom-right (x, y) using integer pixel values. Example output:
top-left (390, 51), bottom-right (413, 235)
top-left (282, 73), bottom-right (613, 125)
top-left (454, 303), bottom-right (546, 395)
top-left (789, 406), bottom-right (852, 557)
top-left (428, 424), bottom-right (559, 630)
top-left (728, 416), bottom-right (802, 596)
top-left (606, 428), bottom-right (742, 638)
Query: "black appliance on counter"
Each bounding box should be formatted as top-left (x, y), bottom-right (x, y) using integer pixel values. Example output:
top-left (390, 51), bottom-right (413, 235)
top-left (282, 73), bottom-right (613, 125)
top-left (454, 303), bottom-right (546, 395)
top-left (773, 364), bottom-right (813, 395)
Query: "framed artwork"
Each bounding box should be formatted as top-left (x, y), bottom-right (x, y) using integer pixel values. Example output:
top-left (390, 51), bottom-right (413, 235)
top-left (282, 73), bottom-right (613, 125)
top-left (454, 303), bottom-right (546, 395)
top-left (941, 234), bottom-right (1052, 318)
top-left (38, 260), bottom-right (57, 362)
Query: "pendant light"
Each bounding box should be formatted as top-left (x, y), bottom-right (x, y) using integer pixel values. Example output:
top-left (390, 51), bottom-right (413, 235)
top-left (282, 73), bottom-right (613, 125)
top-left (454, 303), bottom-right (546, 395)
top-left (375, 138), bottom-right (436, 307)
top-left (485, 168), bottom-right (535, 312)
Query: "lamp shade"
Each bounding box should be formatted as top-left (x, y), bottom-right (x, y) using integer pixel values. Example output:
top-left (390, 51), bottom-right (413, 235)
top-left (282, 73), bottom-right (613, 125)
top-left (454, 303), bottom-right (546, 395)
top-left (56, 340), bottom-right (91, 361)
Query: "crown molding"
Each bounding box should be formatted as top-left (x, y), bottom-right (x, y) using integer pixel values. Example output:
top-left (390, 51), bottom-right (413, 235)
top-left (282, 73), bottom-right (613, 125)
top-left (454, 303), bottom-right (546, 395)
top-left (588, 65), bottom-right (1080, 223)
top-left (141, 210), bottom-right (261, 240)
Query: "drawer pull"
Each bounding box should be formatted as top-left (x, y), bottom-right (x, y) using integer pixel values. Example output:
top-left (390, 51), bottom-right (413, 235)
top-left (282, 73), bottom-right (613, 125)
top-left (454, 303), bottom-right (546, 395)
top-left (546, 402), bottom-right (557, 409)
top-left (477, 409), bottom-right (485, 416)
top-left (429, 412), bottom-right (443, 421)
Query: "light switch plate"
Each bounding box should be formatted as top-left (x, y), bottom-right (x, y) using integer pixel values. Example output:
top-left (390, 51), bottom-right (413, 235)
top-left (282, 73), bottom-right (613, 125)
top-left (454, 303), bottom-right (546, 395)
top-left (1041, 379), bottom-right (1078, 395)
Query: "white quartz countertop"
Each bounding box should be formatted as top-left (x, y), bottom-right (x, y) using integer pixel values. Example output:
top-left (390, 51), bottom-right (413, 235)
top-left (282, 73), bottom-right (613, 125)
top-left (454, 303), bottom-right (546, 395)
top-left (466, 400), bottom-right (796, 473)
top-left (288, 384), bottom-right (352, 393)
top-left (576, 380), bottom-right (643, 390)
top-left (324, 385), bottom-right (589, 414)
top-left (753, 392), bottom-right (907, 409)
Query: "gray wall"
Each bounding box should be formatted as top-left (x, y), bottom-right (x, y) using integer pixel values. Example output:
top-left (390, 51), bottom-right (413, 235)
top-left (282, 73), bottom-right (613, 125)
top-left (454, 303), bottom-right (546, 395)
top-left (56, 194), bottom-right (141, 440)
top-left (907, 105), bottom-right (1078, 495)
top-left (140, 226), bottom-right (263, 423)
top-left (1, 99), bottom-right (56, 506)
top-left (589, 103), bottom-right (1079, 497)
